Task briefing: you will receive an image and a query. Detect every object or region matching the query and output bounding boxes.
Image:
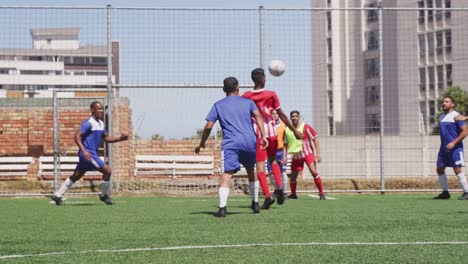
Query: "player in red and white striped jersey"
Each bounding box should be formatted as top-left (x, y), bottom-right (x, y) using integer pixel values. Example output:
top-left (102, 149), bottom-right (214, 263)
top-left (243, 68), bottom-right (303, 209)
top-left (284, 110), bottom-right (325, 200)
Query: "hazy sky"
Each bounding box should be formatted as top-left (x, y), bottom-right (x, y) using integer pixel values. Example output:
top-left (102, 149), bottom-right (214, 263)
top-left (0, 0), bottom-right (313, 139)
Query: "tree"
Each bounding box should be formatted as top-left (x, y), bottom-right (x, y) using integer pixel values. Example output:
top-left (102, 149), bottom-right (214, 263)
top-left (432, 86), bottom-right (468, 134)
top-left (151, 133), bottom-right (164, 140)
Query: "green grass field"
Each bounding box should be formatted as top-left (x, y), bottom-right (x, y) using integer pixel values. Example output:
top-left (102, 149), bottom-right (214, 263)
top-left (0, 194), bottom-right (467, 263)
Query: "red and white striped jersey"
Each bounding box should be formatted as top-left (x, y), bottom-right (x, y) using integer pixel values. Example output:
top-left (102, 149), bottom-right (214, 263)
top-left (242, 89), bottom-right (280, 138)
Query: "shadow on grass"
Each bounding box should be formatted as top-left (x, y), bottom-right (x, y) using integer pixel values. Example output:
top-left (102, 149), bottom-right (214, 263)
top-left (189, 211), bottom-right (245, 216)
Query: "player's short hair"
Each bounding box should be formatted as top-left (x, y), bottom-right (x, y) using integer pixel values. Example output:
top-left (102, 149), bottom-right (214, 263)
top-left (290, 110), bottom-right (300, 116)
top-left (90, 101), bottom-right (102, 110)
top-left (444, 96), bottom-right (456, 106)
top-left (251, 68), bottom-right (265, 82)
top-left (223, 77), bottom-right (239, 93)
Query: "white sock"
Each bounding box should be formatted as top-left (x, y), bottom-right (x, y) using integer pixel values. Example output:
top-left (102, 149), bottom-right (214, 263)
top-left (282, 171), bottom-right (288, 194)
top-left (218, 187), bottom-right (230, 208)
top-left (54, 178), bottom-right (73, 198)
top-left (249, 181), bottom-right (259, 203)
top-left (101, 181), bottom-right (111, 196)
top-left (268, 173), bottom-right (277, 189)
top-left (438, 174), bottom-right (449, 191)
top-left (456, 173), bottom-right (468, 192)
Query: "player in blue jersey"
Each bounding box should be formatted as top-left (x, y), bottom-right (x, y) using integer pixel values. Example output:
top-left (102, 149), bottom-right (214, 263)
top-left (195, 77), bottom-right (268, 217)
top-left (434, 96), bottom-right (468, 200)
top-left (49, 101), bottom-right (128, 205)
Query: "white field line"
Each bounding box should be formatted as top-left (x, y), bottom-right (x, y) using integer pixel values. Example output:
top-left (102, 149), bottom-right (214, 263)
top-left (307, 194), bottom-right (337, 200)
top-left (1, 241), bottom-right (467, 260)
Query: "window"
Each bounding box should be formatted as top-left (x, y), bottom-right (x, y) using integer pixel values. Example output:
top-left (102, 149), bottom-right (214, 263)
top-left (427, 32), bottom-right (434, 56)
top-left (91, 57), bottom-right (107, 65)
top-left (437, 65), bottom-right (444, 89)
top-left (328, 90), bottom-right (333, 112)
top-left (428, 66), bottom-right (435, 90)
top-left (328, 64), bottom-right (333, 84)
top-left (418, 34), bottom-right (426, 58)
top-left (366, 86), bottom-right (380, 105)
top-left (445, 0), bottom-right (451, 18)
top-left (365, 58), bottom-right (379, 79)
top-left (436, 31), bottom-right (443, 55)
top-left (367, 31), bottom-right (379, 50)
top-left (429, 100), bottom-right (436, 124)
top-left (446, 64), bottom-right (452, 86)
top-left (366, 114), bottom-right (380, 133)
top-left (86, 71), bottom-right (107, 76)
top-left (326, 12), bottom-right (331, 31)
top-left (418, 1), bottom-right (425, 23)
top-left (328, 117), bottom-right (334, 136)
top-left (367, 3), bottom-right (378, 23)
top-left (427, 0), bottom-right (433, 22)
top-left (327, 38), bottom-right (332, 57)
top-left (435, 0), bottom-right (443, 20)
top-left (419, 68), bottom-right (426, 91)
top-left (445, 30), bottom-right (452, 54)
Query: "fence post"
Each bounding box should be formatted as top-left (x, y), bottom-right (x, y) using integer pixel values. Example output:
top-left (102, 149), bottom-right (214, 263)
top-left (53, 90), bottom-right (60, 192)
top-left (378, 4), bottom-right (385, 194)
top-left (106, 4), bottom-right (114, 193)
top-left (259, 5), bottom-right (265, 69)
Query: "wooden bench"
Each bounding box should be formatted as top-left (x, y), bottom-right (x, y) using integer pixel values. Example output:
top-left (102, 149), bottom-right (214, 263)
top-left (38, 156), bottom-right (104, 180)
top-left (134, 155), bottom-right (214, 178)
top-left (0, 157), bottom-right (34, 179)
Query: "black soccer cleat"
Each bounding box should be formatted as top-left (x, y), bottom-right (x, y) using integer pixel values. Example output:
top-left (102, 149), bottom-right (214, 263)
top-left (287, 193), bottom-right (298, 199)
top-left (215, 207), bottom-right (227, 217)
top-left (48, 194), bottom-right (63, 206)
top-left (319, 193), bottom-right (327, 200)
top-left (433, 191), bottom-right (450, 200)
top-left (99, 194), bottom-right (115, 205)
top-left (275, 188), bottom-right (285, 205)
top-left (458, 192), bottom-right (468, 200)
top-left (251, 201), bottom-right (260, 214)
top-left (260, 197), bottom-right (275, 210)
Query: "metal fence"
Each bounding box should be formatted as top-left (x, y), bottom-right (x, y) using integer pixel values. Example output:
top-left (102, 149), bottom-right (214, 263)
top-left (1, 4), bottom-right (468, 196)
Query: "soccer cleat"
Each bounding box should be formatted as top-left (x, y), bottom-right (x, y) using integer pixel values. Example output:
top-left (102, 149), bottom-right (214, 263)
top-left (251, 201), bottom-right (260, 214)
top-left (48, 195), bottom-right (63, 206)
top-left (458, 192), bottom-right (468, 200)
top-left (99, 194), bottom-right (115, 205)
top-left (215, 207), bottom-right (227, 217)
top-left (287, 193), bottom-right (298, 199)
top-left (260, 197), bottom-right (275, 210)
top-left (275, 188), bottom-right (285, 205)
top-left (319, 193), bottom-right (326, 200)
top-left (433, 191), bottom-right (450, 200)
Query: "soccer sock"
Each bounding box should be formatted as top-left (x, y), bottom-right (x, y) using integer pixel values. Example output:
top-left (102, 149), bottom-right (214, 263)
top-left (290, 181), bottom-right (297, 194)
top-left (271, 163), bottom-right (283, 188)
top-left (282, 171), bottom-right (289, 194)
top-left (218, 187), bottom-right (230, 208)
top-left (54, 178), bottom-right (74, 198)
top-left (313, 174), bottom-right (324, 194)
top-left (438, 174), bottom-right (449, 191)
top-left (101, 181), bottom-right (111, 196)
top-left (456, 173), bottom-right (468, 192)
top-left (268, 173), bottom-right (277, 189)
top-left (249, 181), bottom-right (259, 203)
top-left (257, 171), bottom-right (271, 198)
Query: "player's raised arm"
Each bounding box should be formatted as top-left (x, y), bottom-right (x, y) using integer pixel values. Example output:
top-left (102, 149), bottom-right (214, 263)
top-left (277, 108), bottom-right (303, 139)
top-left (195, 121), bottom-right (214, 154)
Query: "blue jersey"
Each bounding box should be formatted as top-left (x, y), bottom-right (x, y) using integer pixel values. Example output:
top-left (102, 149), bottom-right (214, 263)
top-left (79, 116), bottom-right (106, 155)
top-left (206, 96), bottom-right (257, 152)
top-left (439, 110), bottom-right (465, 150)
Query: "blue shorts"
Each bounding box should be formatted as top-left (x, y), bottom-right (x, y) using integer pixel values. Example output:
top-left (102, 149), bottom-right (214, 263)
top-left (75, 152), bottom-right (105, 172)
top-left (267, 149), bottom-right (286, 172)
top-left (437, 147), bottom-right (465, 168)
top-left (222, 149), bottom-right (256, 173)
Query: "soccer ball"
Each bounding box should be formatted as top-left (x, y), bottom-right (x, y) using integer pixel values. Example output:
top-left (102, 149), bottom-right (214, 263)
top-left (268, 59), bottom-right (286, 77)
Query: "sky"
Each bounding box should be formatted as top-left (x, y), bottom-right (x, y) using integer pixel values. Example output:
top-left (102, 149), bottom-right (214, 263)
top-left (0, 0), bottom-right (313, 139)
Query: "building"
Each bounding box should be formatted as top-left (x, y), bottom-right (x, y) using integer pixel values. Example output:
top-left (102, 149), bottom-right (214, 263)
top-left (0, 27), bottom-right (119, 98)
top-left (311, 0), bottom-right (468, 136)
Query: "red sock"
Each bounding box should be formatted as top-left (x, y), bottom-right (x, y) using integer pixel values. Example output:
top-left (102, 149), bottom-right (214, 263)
top-left (290, 182), bottom-right (297, 194)
top-left (257, 171), bottom-right (271, 198)
top-left (314, 174), bottom-right (324, 193)
top-left (271, 163), bottom-right (283, 188)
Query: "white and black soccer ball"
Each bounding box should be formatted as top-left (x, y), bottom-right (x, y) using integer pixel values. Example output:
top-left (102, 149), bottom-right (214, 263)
top-left (268, 59), bottom-right (286, 77)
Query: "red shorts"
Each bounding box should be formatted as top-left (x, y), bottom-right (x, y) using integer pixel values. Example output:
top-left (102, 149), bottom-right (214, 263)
top-left (291, 154), bottom-right (315, 171)
top-left (256, 137), bottom-right (278, 162)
